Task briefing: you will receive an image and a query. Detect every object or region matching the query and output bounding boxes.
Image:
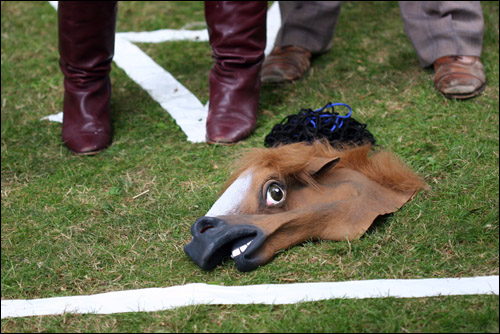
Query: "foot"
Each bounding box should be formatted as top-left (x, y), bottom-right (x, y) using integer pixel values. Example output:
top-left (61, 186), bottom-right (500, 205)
top-left (206, 110), bottom-right (256, 145)
top-left (433, 56), bottom-right (486, 99)
top-left (61, 77), bottom-right (112, 155)
top-left (261, 45), bottom-right (312, 84)
top-left (204, 1), bottom-right (266, 145)
top-left (62, 124), bottom-right (111, 155)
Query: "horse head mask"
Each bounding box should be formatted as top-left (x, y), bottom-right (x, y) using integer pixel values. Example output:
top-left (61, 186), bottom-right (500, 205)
top-left (185, 142), bottom-right (426, 272)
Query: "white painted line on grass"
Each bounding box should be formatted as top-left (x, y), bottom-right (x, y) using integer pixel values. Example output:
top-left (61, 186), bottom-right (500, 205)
top-left (265, 1), bottom-right (281, 56)
top-left (113, 35), bottom-right (208, 142)
top-left (116, 29), bottom-right (209, 43)
top-left (40, 112), bottom-right (62, 123)
top-left (2, 275), bottom-right (498, 318)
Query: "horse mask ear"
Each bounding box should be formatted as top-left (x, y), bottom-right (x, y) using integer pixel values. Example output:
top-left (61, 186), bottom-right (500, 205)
top-left (307, 157), bottom-right (340, 177)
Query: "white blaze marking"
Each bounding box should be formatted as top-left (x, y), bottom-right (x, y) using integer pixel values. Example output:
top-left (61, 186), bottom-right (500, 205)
top-left (205, 170), bottom-right (253, 217)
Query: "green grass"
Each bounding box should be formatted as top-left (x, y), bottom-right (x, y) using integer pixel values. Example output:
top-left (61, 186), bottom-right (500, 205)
top-left (2, 1), bottom-right (499, 332)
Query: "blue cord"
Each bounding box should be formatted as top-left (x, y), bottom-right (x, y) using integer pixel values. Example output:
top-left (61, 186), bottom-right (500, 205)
top-left (309, 103), bottom-right (352, 131)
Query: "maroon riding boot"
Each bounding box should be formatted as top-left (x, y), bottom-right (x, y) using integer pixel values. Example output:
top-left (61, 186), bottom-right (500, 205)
top-left (205, 1), bottom-right (267, 144)
top-left (58, 2), bottom-right (117, 155)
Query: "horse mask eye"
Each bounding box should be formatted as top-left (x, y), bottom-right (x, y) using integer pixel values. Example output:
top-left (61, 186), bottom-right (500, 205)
top-left (266, 183), bottom-right (285, 205)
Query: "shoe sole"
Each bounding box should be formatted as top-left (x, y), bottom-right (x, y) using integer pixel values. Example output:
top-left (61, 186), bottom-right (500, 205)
top-left (440, 81), bottom-right (486, 100)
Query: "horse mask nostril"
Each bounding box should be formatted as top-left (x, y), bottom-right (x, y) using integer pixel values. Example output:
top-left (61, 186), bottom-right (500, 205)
top-left (200, 225), bottom-right (215, 233)
top-left (192, 216), bottom-right (223, 236)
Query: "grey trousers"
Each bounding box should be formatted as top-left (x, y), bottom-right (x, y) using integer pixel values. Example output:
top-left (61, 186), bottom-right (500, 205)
top-left (274, 1), bottom-right (484, 67)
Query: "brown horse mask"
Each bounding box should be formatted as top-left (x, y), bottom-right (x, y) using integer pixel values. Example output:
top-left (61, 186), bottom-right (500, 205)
top-left (185, 142), bottom-right (426, 272)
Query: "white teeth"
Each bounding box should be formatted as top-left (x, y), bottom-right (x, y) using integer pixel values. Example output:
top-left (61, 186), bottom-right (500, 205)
top-left (231, 240), bottom-right (253, 259)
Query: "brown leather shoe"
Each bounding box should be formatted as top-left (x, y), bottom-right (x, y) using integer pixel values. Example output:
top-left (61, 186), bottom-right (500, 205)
top-left (433, 56), bottom-right (486, 100)
top-left (261, 45), bottom-right (312, 84)
top-left (58, 2), bottom-right (117, 155)
top-left (205, 1), bottom-right (267, 144)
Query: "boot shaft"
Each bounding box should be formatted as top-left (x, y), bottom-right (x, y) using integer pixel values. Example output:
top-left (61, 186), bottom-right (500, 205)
top-left (58, 1), bottom-right (117, 154)
top-left (205, 1), bottom-right (267, 66)
top-left (58, 1), bottom-right (117, 82)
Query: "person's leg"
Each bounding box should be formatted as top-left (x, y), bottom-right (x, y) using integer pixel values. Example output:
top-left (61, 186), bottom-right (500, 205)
top-left (205, 1), bottom-right (267, 144)
top-left (399, 1), bottom-right (485, 99)
top-left (275, 1), bottom-right (342, 54)
top-left (59, 1), bottom-right (117, 154)
top-left (261, 1), bottom-right (341, 83)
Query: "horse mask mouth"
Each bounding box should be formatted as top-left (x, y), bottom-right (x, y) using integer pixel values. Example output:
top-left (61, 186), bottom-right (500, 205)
top-left (184, 216), bottom-right (267, 272)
